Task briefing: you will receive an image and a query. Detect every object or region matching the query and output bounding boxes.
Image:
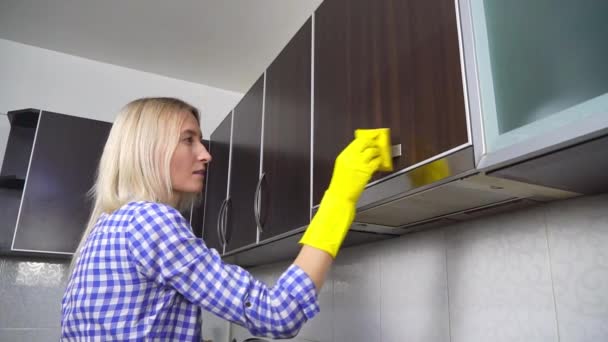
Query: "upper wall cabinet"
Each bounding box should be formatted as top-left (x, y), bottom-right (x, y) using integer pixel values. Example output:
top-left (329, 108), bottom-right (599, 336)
top-left (1, 109), bottom-right (111, 256)
top-left (0, 109), bottom-right (38, 254)
top-left (203, 113), bottom-right (232, 253)
top-left (260, 18), bottom-right (312, 240)
top-left (461, 0), bottom-right (608, 171)
top-left (313, 0), bottom-right (469, 205)
top-left (226, 75), bottom-right (265, 252)
top-left (202, 0), bottom-right (608, 266)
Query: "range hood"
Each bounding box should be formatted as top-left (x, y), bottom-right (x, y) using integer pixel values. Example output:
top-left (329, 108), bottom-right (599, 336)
top-left (348, 145), bottom-right (580, 235)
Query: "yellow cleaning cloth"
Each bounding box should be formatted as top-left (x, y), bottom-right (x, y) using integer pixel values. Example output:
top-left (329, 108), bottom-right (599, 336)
top-left (355, 128), bottom-right (393, 172)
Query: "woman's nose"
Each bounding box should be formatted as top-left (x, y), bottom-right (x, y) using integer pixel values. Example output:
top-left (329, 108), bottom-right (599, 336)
top-left (199, 143), bottom-right (212, 163)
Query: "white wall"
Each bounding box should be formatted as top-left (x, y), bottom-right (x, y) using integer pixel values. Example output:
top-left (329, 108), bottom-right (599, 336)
top-left (0, 39), bottom-right (242, 134)
top-left (0, 39), bottom-right (242, 172)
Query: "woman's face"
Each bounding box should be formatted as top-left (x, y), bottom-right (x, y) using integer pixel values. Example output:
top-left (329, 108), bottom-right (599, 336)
top-left (170, 112), bottom-right (212, 194)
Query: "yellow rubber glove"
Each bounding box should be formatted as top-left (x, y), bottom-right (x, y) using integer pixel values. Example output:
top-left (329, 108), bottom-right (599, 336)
top-left (300, 130), bottom-right (390, 257)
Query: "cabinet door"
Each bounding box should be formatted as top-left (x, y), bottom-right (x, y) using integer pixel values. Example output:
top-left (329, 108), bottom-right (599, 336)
top-left (203, 114), bottom-right (232, 252)
top-left (1, 110), bottom-right (38, 179)
top-left (190, 140), bottom-right (209, 239)
top-left (0, 110), bottom-right (39, 254)
top-left (261, 18), bottom-right (312, 240)
top-left (313, 0), bottom-right (468, 204)
top-left (226, 75), bottom-right (264, 252)
top-left (0, 188), bottom-right (22, 253)
top-left (466, 0), bottom-right (608, 169)
top-left (11, 111), bottom-right (110, 254)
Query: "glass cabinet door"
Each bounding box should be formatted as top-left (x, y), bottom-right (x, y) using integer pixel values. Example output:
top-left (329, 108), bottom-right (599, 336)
top-left (469, 0), bottom-right (608, 159)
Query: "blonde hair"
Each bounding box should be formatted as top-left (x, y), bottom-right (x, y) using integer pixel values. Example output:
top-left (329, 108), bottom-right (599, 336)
top-left (70, 97), bottom-right (201, 270)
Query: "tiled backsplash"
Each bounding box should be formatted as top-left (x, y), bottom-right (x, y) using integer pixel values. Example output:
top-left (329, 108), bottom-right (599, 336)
top-left (0, 256), bottom-right (69, 341)
top-left (445, 203), bottom-right (557, 342)
top-left (1, 193), bottom-right (607, 342)
top-left (228, 193), bottom-right (608, 342)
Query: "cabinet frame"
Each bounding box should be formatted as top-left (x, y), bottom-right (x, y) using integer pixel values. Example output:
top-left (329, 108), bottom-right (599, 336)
top-left (9, 110), bottom-right (46, 254)
top-left (458, 0), bottom-right (608, 172)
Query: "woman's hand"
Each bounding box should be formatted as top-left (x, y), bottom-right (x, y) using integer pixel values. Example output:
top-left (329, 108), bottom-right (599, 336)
top-left (326, 134), bottom-right (382, 203)
top-left (299, 131), bottom-right (387, 258)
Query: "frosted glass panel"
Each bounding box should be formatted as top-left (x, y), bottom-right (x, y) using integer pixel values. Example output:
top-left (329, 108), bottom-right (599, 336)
top-left (473, 0), bottom-right (608, 152)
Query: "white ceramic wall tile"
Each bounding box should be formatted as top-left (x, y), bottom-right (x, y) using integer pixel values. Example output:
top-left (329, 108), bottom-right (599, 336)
top-left (229, 260), bottom-right (334, 342)
top-left (229, 323), bottom-right (251, 342)
top-left (202, 309), bottom-right (230, 342)
top-left (380, 228), bottom-right (450, 342)
top-left (446, 207), bottom-right (558, 342)
top-left (250, 258), bottom-right (334, 342)
top-left (332, 243), bottom-right (381, 342)
top-left (0, 257), bottom-right (69, 329)
top-left (296, 264), bottom-right (333, 342)
top-left (544, 194), bottom-right (608, 342)
top-left (228, 263), bottom-right (285, 342)
top-left (249, 261), bottom-right (290, 285)
top-left (0, 328), bottom-right (61, 342)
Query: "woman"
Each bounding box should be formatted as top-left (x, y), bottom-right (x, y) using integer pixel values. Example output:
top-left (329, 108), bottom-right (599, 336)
top-left (61, 97), bottom-right (381, 341)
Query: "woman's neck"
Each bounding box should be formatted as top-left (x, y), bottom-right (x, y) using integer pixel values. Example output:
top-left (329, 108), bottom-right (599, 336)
top-left (169, 192), bottom-right (181, 208)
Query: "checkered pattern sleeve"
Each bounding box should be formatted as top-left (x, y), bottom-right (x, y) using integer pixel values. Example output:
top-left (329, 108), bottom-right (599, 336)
top-left (126, 202), bottom-right (320, 338)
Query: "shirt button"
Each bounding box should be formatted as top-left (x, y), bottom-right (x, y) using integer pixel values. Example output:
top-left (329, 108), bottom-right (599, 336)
top-left (245, 301), bottom-right (252, 308)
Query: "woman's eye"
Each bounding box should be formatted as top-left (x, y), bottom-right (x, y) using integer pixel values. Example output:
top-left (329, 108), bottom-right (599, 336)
top-left (183, 137), bottom-right (194, 144)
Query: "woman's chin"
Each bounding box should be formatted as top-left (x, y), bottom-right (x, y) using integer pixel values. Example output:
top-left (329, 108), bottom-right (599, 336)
top-left (173, 185), bottom-right (204, 195)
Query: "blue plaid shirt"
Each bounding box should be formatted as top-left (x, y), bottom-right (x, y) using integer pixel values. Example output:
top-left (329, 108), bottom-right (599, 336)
top-left (61, 201), bottom-right (319, 341)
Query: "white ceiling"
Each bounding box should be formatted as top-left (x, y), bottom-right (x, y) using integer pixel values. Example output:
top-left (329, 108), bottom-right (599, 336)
top-left (0, 0), bottom-right (323, 93)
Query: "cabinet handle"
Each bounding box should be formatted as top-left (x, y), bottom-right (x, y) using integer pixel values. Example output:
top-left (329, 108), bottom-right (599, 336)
top-left (223, 197), bottom-right (232, 246)
top-left (254, 176), bottom-right (260, 228)
top-left (216, 199), bottom-right (227, 249)
top-left (254, 172), bottom-right (265, 233)
top-left (220, 198), bottom-right (229, 248)
top-left (259, 173), bottom-right (269, 230)
top-left (391, 144), bottom-right (402, 158)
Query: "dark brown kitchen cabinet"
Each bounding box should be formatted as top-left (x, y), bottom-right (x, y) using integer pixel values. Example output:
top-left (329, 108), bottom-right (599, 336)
top-left (202, 113), bottom-right (232, 252)
top-left (259, 18), bottom-right (312, 241)
top-left (312, 0), bottom-right (469, 205)
top-left (1, 109), bottom-right (111, 256)
top-left (0, 109), bottom-right (39, 254)
top-left (225, 75), bottom-right (265, 252)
